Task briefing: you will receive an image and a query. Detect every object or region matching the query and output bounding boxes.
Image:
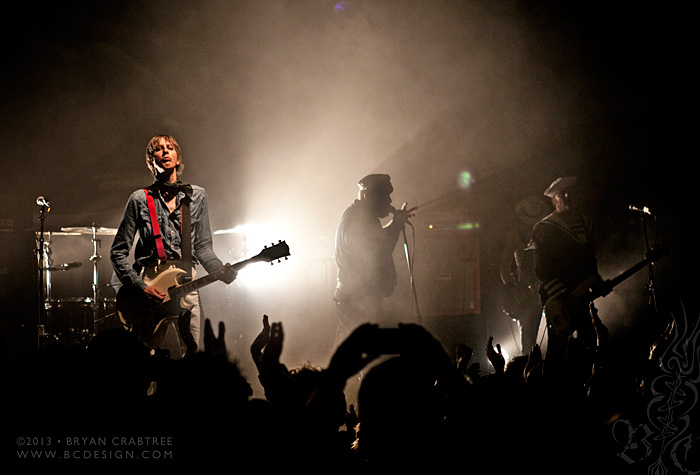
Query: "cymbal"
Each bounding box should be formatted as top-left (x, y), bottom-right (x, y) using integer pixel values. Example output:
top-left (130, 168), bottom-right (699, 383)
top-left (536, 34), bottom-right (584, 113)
top-left (39, 231), bottom-right (81, 236)
top-left (61, 226), bottom-right (118, 235)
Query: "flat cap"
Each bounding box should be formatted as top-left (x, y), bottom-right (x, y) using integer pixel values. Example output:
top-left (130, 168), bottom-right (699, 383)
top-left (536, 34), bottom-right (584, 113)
top-left (358, 174), bottom-right (393, 193)
top-left (543, 176), bottom-right (577, 198)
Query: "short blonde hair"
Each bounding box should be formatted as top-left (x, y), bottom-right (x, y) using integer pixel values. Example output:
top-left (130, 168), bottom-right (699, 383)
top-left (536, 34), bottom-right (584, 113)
top-left (145, 134), bottom-right (184, 177)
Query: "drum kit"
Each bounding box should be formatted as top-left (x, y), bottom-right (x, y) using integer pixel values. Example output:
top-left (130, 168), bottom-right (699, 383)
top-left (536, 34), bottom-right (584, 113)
top-left (36, 224), bottom-right (122, 347)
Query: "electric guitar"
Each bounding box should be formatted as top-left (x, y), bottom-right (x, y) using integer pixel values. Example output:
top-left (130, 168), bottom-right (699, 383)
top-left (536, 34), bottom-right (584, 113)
top-left (544, 245), bottom-right (668, 335)
top-left (500, 280), bottom-right (541, 319)
top-left (116, 240), bottom-right (290, 337)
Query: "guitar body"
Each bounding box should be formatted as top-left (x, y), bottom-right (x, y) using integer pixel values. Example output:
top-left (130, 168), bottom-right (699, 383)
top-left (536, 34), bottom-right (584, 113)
top-left (116, 240), bottom-right (292, 344)
top-left (543, 275), bottom-right (598, 335)
top-left (144, 267), bottom-right (191, 308)
top-left (116, 269), bottom-right (190, 339)
top-left (501, 282), bottom-right (541, 319)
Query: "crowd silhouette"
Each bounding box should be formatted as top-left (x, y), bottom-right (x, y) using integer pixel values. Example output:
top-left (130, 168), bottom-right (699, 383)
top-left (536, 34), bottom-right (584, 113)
top-left (0, 295), bottom-right (689, 473)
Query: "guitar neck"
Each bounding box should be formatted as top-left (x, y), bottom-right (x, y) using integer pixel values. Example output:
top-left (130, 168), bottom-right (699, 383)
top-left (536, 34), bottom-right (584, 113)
top-left (166, 240), bottom-right (290, 301)
top-left (168, 256), bottom-right (261, 301)
top-left (592, 247), bottom-right (667, 300)
top-left (168, 269), bottom-right (221, 301)
top-left (607, 258), bottom-right (650, 290)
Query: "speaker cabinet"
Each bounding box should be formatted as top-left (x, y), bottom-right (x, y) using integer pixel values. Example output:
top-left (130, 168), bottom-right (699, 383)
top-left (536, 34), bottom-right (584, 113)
top-left (411, 212), bottom-right (480, 317)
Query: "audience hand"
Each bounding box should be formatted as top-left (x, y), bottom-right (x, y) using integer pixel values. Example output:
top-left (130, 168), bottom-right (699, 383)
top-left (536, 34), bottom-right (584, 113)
top-left (455, 343), bottom-right (474, 373)
top-left (262, 321), bottom-right (284, 367)
top-left (589, 303), bottom-right (608, 348)
top-left (524, 344), bottom-right (543, 384)
top-left (456, 343), bottom-right (481, 381)
top-left (204, 318), bottom-right (227, 357)
top-left (486, 336), bottom-right (505, 375)
top-left (345, 404), bottom-right (359, 434)
top-left (250, 315), bottom-right (271, 366)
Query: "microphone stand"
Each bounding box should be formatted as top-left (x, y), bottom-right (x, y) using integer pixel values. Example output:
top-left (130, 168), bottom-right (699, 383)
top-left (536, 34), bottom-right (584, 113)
top-left (35, 205), bottom-right (50, 349)
top-left (639, 211), bottom-right (658, 316)
top-left (401, 223), bottom-right (422, 324)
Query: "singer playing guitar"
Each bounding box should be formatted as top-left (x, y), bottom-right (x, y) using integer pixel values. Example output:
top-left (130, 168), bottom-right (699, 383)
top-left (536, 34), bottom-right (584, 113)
top-left (110, 134), bottom-right (236, 353)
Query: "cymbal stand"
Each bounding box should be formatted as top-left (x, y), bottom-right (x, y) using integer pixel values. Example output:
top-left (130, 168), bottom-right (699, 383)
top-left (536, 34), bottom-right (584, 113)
top-left (89, 223), bottom-right (101, 335)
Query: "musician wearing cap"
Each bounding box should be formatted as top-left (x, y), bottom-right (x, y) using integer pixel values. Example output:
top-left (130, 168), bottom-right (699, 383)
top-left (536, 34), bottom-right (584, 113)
top-left (333, 174), bottom-right (416, 343)
top-left (499, 195), bottom-right (549, 355)
top-left (531, 176), bottom-right (610, 382)
top-left (110, 134), bottom-right (236, 353)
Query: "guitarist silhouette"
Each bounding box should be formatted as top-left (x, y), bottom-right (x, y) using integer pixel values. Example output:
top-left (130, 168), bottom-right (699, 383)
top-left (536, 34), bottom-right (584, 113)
top-left (532, 177), bottom-right (609, 381)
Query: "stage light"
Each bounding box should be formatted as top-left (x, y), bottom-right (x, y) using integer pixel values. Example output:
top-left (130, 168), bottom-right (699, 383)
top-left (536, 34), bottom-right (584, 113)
top-left (213, 223), bottom-right (292, 290)
top-left (457, 222), bottom-right (480, 230)
top-left (425, 220), bottom-right (480, 231)
top-left (457, 170), bottom-right (474, 189)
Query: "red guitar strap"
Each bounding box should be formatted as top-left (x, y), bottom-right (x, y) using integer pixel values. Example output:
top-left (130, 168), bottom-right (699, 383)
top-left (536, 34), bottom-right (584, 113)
top-left (145, 189), bottom-right (167, 262)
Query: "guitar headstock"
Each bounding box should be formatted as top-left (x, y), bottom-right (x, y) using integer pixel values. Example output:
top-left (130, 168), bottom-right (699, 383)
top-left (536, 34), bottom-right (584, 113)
top-left (257, 240), bottom-right (291, 264)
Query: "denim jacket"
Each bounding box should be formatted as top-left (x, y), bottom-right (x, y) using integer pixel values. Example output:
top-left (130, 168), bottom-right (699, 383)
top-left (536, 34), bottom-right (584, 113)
top-left (110, 182), bottom-right (224, 290)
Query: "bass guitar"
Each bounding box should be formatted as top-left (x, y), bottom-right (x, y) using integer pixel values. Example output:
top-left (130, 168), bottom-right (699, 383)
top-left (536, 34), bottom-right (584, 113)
top-left (544, 245), bottom-right (668, 335)
top-left (117, 240), bottom-right (290, 338)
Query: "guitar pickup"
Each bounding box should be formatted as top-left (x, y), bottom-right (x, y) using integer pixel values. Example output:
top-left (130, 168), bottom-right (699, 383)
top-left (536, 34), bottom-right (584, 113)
top-left (178, 274), bottom-right (193, 284)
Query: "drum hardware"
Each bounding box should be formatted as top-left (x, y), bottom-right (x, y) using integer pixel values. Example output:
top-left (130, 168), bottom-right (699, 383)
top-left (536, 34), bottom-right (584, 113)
top-left (60, 226), bottom-right (118, 235)
top-left (89, 223), bottom-right (102, 331)
top-left (61, 223), bottom-right (118, 336)
top-left (35, 232), bottom-right (82, 339)
top-left (34, 224), bottom-right (118, 347)
top-left (47, 261), bottom-right (82, 272)
top-left (51, 297), bottom-right (92, 339)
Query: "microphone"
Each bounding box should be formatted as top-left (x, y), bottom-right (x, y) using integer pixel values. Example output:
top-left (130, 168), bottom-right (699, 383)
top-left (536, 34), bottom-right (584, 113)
top-left (629, 205), bottom-right (651, 216)
top-left (36, 196), bottom-right (51, 211)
